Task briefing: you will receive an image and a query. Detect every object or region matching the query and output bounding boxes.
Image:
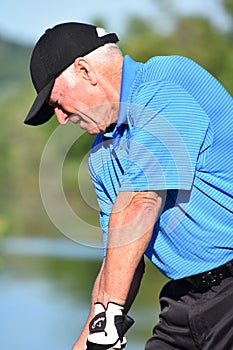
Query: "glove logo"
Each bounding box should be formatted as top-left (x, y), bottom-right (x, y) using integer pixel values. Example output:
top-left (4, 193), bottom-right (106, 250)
top-left (89, 312), bottom-right (106, 333)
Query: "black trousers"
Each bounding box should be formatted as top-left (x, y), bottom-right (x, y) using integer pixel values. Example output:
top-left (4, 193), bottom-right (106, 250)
top-left (145, 276), bottom-right (233, 350)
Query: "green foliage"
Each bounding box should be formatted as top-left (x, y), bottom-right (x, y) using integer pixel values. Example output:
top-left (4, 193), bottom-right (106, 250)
top-left (120, 15), bottom-right (233, 95)
top-left (0, 37), bottom-right (31, 86)
top-left (0, 5), bottom-right (232, 238)
top-left (223, 0), bottom-right (233, 20)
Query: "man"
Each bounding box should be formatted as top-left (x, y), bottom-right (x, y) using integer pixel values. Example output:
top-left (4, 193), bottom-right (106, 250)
top-left (24, 22), bottom-right (233, 350)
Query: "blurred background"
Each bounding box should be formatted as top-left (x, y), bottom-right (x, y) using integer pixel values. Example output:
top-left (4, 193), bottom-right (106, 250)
top-left (0, 0), bottom-right (232, 349)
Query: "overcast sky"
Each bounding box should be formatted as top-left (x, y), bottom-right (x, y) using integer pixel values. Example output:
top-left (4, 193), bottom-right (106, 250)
top-left (0, 0), bottom-right (230, 44)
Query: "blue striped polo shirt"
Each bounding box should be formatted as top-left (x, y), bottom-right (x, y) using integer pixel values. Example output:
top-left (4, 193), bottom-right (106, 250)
top-left (88, 55), bottom-right (233, 279)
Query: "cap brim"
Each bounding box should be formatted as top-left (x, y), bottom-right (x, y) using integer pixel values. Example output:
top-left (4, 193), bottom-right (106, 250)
top-left (24, 80), bottom-right (55, 126)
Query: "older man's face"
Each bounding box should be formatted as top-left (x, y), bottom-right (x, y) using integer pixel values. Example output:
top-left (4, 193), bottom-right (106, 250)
top-left (48, 61), bottom-right (119, 135)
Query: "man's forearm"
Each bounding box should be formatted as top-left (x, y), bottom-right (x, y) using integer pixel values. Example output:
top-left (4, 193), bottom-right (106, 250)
top-left (124, 257), bottom-right (145, 313)
top-left (72, 261), bottom-right (105, 350)
top-left (98, 190), bottom-right (163, 307)
top-left (73, 190), bottom-right (162, 349)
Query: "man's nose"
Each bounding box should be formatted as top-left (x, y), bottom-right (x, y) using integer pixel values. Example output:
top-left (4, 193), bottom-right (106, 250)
top-left (54, 107), bottom-right (69, 125)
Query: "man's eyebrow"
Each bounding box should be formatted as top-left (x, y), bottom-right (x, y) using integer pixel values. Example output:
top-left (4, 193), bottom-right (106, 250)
top-left (46, 98), bottom-right (57, 107)
top-left (45, 97), bottom-right (51, 105)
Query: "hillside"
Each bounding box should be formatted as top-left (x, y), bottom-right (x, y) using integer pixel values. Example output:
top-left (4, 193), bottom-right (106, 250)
top-left (0, 36), bottom-right (32, 87)
top-left (0, 35), bottom-right (96, 238)
top-left (0, 36), bottom-right (59, 237)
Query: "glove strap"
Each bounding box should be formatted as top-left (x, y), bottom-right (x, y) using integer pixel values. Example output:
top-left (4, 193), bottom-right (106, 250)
top-left (115, 315), bottom-right (135, 341)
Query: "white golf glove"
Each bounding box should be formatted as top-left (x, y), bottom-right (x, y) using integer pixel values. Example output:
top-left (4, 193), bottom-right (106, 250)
top-left (86, 302), bottom-right (134, 350)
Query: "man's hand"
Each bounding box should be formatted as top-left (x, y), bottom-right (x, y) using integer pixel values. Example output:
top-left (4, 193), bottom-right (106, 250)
top-left (86, 302), bottom-right (134, 350)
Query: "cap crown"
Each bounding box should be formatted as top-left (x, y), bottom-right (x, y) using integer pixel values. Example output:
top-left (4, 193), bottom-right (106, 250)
top-left (30, 22), bottom-right (119, 93)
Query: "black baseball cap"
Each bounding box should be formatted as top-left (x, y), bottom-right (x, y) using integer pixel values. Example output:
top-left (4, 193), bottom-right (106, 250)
top-left (24, 22), bottom-right (119, 126)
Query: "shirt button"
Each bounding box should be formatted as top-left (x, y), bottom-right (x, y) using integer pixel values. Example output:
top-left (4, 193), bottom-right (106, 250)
top-left (129, 116), bottom-right (134, 126)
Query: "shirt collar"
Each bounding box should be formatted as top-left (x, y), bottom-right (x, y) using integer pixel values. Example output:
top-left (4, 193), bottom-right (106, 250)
top-left (103, 55), bottom-right (142, 138)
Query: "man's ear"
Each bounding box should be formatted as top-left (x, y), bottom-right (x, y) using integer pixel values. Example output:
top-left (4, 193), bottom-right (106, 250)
top-left (74, 58), bottom-right (97, 85)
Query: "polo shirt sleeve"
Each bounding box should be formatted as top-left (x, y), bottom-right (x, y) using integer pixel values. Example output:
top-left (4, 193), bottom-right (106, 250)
top-left (119, 81), bottom-right (210, 192)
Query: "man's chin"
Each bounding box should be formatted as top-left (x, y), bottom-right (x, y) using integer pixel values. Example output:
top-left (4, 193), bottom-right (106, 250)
top-left (86, 125), bottom-right (107, 135)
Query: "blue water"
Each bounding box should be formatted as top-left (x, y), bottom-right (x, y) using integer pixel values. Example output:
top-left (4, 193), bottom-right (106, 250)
top-left (0, 237), bottom-right (160, 350)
